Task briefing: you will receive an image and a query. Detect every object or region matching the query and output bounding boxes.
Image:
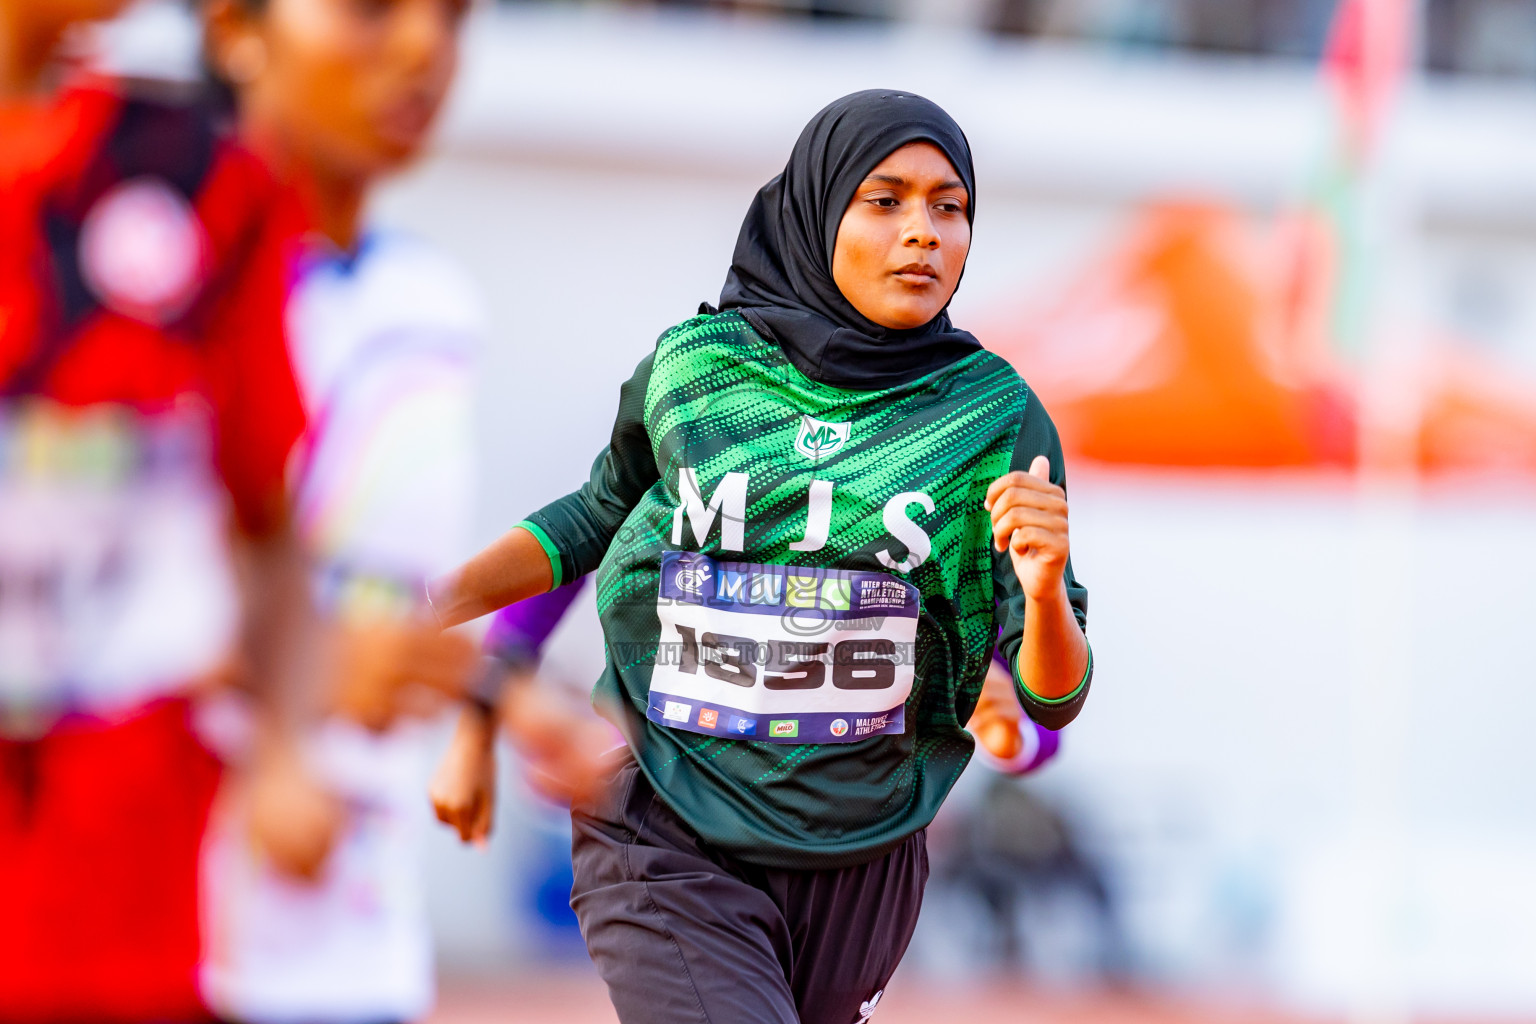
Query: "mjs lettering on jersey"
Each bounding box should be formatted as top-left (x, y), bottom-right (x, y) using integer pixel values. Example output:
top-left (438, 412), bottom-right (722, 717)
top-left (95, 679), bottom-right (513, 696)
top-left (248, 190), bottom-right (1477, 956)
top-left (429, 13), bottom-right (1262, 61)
top-left (670, 466), bottom-right (935, 573)
top-left (647, 453), bottom-right (933, 744)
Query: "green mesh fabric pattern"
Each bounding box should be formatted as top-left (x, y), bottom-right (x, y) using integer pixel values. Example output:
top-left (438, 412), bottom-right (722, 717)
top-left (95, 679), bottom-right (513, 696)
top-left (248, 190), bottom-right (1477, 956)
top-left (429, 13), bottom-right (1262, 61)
top-left (586, 312), bottom-right (1032, 868)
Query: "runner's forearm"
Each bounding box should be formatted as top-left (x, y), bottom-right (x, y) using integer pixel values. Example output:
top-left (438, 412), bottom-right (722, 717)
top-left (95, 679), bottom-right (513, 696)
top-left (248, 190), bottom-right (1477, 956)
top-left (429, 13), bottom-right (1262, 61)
top-left (428, 526), bottom-right (554, 628)
top-left (992, 397), bottom-right (1092, 731)
top-left (1016, 580), bottom-right (1090, 702)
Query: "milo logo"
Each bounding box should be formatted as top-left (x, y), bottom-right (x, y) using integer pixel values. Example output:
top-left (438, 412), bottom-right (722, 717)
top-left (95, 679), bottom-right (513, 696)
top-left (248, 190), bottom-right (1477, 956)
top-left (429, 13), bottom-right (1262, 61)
top-left (769, 720), bottom-right (799, 738)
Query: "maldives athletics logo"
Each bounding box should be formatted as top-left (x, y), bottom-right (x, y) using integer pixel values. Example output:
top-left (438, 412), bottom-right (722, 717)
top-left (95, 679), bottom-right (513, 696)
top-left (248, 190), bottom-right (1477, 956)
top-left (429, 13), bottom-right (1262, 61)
top-left (673, 561), bottom-right (712, 595)
top-left (794, 415), bottom-right (851, 461)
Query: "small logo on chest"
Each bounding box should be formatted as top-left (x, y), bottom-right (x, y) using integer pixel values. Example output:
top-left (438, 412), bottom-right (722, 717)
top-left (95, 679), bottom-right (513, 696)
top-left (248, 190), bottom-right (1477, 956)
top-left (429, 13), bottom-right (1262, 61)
top-left (794, 415), bottom-right (851, 460)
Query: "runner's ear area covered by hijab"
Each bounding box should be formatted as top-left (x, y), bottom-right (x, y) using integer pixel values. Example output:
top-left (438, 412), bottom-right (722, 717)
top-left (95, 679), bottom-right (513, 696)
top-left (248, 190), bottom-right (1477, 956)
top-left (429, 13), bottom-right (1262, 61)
top-left (716, 89), bottom-right (981, 391)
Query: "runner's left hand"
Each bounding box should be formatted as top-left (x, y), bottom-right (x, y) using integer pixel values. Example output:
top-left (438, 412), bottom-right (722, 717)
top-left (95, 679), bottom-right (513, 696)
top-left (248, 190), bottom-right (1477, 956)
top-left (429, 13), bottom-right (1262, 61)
top-left (985, 456), bottom-right (1070, 603)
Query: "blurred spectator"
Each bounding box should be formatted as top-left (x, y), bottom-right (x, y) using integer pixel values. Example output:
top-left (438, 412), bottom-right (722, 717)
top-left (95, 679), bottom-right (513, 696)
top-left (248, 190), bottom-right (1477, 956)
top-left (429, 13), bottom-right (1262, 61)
top-left (505, 0), bottom-right (895, 22)
top-left (937, 776), bottom-right (1130, 980)
top-left (992, 0), bottom-right (1336, 56)
top-left (673, 0), bottom-right (892, 18)
top-left (195, 1), bottom-right (481, 1023)
top-left (993, 0), bottom-right (1177, 45)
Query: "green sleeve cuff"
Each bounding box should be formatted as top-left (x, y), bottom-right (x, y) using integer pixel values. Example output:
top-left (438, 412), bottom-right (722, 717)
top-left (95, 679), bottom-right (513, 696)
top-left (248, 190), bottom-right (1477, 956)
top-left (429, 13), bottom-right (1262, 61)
top-left (515, 519), bottom-right (563, 590)
top-left (1015, 638), bottom-right (1092, 705)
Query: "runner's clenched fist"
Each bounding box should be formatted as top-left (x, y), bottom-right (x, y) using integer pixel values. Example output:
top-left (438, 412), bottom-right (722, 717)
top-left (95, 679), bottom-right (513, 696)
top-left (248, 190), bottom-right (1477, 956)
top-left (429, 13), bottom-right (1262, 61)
top-left (985, 455), bottom-right (1070, 602)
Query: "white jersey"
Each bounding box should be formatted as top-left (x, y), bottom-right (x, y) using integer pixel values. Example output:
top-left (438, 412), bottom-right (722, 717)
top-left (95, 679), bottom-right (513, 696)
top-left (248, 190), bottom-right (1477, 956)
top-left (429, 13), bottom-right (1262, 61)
top-left (201, 230), bottom-right (481, 1024)
top-left (286, 231), bottom-right (478, 579)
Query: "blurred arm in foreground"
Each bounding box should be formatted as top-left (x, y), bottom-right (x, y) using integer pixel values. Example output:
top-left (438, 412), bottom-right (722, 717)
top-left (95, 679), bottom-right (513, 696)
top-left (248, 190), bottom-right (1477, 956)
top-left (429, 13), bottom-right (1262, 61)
top-left (229, 516), bottom-right (341, 881)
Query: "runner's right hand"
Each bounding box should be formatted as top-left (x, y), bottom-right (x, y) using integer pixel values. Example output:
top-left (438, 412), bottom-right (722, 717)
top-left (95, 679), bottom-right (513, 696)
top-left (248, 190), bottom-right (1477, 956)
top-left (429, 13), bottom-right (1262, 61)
top-left (430, 704), bottom-right (498, 844)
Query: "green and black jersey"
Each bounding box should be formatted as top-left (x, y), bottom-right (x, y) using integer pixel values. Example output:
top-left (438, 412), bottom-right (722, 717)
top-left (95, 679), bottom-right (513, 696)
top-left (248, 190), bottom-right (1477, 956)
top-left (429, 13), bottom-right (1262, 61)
top-left (521, 312), bottom-right (1090, 868)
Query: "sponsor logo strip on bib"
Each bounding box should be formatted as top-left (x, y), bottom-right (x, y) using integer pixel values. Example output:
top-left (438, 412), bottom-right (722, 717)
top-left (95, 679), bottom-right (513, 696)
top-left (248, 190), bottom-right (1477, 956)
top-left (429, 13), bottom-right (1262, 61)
top-left (646, 551), bottom-right (917, 744)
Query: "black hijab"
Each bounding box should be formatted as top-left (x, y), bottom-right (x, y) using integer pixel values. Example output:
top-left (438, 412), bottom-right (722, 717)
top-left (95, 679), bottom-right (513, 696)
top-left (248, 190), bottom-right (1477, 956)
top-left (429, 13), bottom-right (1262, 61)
top-left (718, 89), bottom-right (981, 391)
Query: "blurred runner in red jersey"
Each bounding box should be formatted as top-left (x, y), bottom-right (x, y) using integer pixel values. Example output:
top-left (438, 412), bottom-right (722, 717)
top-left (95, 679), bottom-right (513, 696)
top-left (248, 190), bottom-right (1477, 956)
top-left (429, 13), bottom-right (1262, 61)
top-left (0, 3), bottom-right (336, 1021)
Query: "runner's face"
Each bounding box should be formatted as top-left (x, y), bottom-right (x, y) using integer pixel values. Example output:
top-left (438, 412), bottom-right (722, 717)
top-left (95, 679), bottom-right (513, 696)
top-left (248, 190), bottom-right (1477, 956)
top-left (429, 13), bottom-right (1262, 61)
top-left (831, 142), bottom-right (971, 331)
top-left (238, 0), bottom-right (466, 178)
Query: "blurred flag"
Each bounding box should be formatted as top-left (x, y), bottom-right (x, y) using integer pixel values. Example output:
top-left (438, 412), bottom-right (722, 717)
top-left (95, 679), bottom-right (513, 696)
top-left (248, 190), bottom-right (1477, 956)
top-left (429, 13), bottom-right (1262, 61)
top-left (1322, 0), bottom-right (1412, 164)
top-left (1312, 0), bottom-right (1412, 360)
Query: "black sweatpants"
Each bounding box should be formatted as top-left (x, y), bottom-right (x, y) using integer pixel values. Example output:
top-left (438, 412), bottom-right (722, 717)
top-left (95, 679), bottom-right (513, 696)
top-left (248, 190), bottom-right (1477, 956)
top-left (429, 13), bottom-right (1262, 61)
top-left (569, 759), bottom-right (928, 1024)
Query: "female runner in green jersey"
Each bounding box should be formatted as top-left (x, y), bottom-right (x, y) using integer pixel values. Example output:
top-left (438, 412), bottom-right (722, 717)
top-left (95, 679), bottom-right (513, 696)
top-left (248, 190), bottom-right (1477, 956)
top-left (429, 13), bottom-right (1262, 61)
top-left (430, 89), bottom-right (1092, 1024)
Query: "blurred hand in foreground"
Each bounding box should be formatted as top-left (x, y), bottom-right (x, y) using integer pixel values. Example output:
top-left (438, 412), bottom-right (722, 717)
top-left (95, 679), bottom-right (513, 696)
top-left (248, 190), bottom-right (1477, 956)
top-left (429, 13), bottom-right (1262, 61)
top-left (247, 740), bottom-right (343, 881)
top-left (332, 619), bottom-right (479, 732)
top-left (502, 679), bottom-right (617, 808)
top-left (231, 525), bottom-right (342, 881)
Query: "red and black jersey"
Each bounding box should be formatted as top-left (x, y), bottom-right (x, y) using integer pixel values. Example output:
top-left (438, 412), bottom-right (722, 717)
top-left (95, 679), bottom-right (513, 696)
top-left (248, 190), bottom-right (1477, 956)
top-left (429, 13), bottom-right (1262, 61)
top-left (0, 78), bottom-right (311, 722)
top-left (0, 77), bottom-right (306, 533)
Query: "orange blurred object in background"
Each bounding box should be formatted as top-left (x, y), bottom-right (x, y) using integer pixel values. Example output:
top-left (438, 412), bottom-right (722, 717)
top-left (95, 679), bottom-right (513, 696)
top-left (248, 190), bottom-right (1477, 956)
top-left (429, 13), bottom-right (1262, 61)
top-left (985, 201), bottom-right (1536, 477)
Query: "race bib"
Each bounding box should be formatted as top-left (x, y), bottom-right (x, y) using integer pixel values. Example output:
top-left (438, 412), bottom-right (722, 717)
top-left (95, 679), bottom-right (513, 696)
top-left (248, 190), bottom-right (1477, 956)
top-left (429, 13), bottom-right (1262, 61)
top-left (646, 551), bottom-right (918, 744)
top-left (0, 403), bottom-right (237, 725)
